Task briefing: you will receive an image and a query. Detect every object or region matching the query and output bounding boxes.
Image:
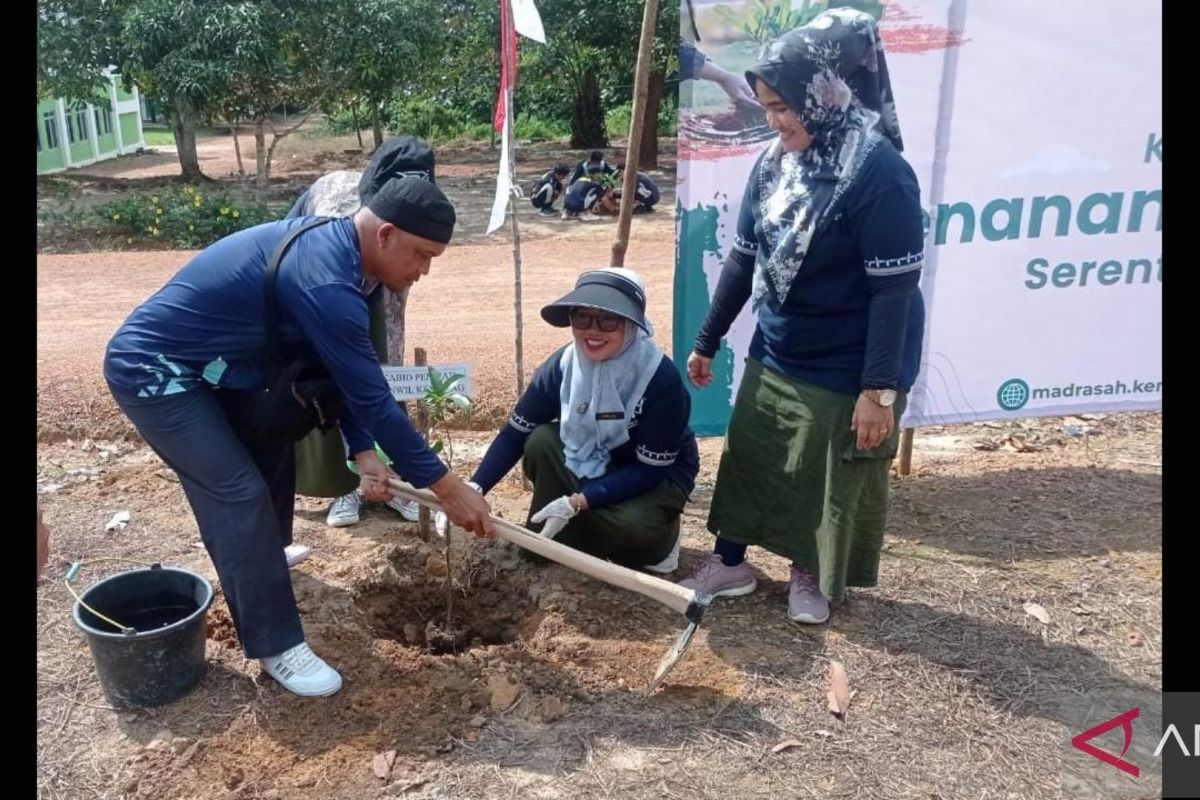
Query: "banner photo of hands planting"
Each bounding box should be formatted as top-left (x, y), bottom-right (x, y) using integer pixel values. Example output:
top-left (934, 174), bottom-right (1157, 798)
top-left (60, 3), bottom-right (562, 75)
top-left (673, 0), bottom-right (1162, 434)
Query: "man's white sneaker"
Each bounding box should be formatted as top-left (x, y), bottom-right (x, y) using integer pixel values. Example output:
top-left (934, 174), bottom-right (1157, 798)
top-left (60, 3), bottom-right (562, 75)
top-left (260, 642), bottom-right (343, 697)
top-left (326, 492), bottom-right (361, 527)
top-left (284, 543), bottom-right (311, 568)
top-left (386, 497), bottom-right (421, 522)
top-left (644, 535), bottom-right (681, 574)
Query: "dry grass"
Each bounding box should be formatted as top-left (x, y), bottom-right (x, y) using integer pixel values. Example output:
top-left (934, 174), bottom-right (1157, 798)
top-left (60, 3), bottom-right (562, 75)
top-left (37, 411), bottom-right (1161, 799)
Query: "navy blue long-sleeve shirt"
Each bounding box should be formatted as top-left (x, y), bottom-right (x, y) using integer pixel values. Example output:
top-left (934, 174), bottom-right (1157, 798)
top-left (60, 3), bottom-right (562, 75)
top-left (104, 217), bottom-right (447, 488)
top-left (694, 140), bottom-right (926, 395)
top-left (471, 345), bottom-right (699, 508)
top-left (569, 159), bottom-right (615, 186)
top-left (529, 170), bottom-right (564, 209)
top-left (564, 178), bottom-right (606, 213)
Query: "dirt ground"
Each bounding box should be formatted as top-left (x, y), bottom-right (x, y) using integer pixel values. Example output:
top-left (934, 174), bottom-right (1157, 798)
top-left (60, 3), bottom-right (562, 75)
top-left (36, 137), bottom-right (1162, 800)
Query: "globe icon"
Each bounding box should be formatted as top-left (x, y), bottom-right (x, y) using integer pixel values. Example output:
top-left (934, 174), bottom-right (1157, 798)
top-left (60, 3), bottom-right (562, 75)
top-left (997, 379), bottom-right (1030, 411)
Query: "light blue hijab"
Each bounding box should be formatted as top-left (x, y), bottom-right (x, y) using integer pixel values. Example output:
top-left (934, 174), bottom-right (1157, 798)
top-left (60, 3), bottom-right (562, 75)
top-left (557, 269), bottom-right (663, 479)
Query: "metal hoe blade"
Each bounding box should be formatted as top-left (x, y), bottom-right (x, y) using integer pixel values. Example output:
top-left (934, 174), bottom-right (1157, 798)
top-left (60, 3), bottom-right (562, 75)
top-left (645, 594), bottom-right (711, 694)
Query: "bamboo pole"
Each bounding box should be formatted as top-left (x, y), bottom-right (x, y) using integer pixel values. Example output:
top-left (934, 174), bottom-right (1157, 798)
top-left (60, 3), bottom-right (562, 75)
top-left (610, 0), bottom-right (660, 267)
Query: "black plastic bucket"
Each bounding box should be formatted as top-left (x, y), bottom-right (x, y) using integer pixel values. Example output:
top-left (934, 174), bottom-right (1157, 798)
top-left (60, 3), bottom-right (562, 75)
top-left (71, 565), bottom-right (214, 707)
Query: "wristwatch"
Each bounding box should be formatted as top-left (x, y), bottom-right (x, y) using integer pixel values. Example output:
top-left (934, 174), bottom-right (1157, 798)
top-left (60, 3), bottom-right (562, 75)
top-left (862, 388), bottom-right (897, 407)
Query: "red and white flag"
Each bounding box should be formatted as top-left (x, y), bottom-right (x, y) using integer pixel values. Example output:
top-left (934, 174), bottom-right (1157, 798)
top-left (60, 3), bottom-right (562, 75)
top-left (487, 0), bottom-right (545, 234)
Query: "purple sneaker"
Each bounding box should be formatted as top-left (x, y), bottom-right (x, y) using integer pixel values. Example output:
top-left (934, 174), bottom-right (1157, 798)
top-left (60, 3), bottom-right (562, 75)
top-left (678, 554), bottom-right (757, 598)
top-left (787, 567), bottom-right (829, 624)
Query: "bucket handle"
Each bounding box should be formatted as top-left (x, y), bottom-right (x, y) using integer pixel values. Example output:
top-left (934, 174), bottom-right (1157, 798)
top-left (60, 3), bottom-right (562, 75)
top-left (65, 558), bottom-right (159, 636)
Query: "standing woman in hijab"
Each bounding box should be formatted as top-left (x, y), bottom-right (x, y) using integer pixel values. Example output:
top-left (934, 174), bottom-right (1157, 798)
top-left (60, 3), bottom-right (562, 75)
top-left (439, 268), bottom-right (700, 574)
top-left (680, 9), bottom-right (926, 624)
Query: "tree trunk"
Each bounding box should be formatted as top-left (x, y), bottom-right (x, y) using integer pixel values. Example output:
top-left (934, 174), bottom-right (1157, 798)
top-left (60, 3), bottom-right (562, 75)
top-left (370, 99), bottom-right (383, 150)
top-left (169, 98), bottom-right (204, 181)
top-left (262, 112), bottom-right (304, 188)
top-left (254, 118), bottom-right (268, 189)
top-left (639, 67), bottom-right (666, 169)
top-left (384, 289), bottom-right (407, 368)
top-left (351, 104), bottom-right (364, 150)
top-left (231, 117), bottom-right (245, 177)
top-left (569, 71), bottom-right (607, 149)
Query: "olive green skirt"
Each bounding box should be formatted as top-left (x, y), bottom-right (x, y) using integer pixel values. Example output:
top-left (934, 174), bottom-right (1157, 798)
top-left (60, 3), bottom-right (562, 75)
top-left (707, 358), bottom-right (906, 603)
top-left (294, 287), bottom-right (390, 498)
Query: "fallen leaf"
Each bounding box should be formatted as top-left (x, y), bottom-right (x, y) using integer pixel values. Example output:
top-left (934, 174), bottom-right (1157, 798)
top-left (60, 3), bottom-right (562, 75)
top-left (385, 779), bottom-right (428, 796)
top-left (1023, 602), bottom-right (1051, 625)
top-left (105, 510), bottom-right (131, 532)
top-left (537, 696), bottom-right (568, 723)
top-left (487, 674), bottom-right (522, 712)
top-left (172, 740), bottom-right (201, 769)
top-left (815, 729), bottom-right (833, 737)
top-left (827, 661), bottom-right (851, 717)
top-left (372, 749), bottom-right (396, 780)
top-left (1005, 433), bottom-right (1045, 453)
top-left (772, 739), bottom-right (804, 754)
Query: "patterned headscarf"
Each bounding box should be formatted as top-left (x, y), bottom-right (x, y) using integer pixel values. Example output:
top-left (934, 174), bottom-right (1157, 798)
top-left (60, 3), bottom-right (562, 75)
top-left (747, 7), bottom-right (902, 156)
top-left (743, 8), bottom-right (904, 309)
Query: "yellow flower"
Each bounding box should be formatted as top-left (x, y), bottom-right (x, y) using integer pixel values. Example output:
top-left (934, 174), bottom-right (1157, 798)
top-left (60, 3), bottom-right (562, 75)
top-left (193, 198), bottom-right (202, 208)
top-left (151, 227), bottom-right (159, 236)
top-left (151, 195), bottom-right (159, 204)
top-left (111, 213), bottom-right (121, 221)
top-left (182, 186), bottom-right (194, 195)
top-left (188, 224), bottom-right (195, 231)
top-left (219, 207), bottom-right (229, 216)
top-left (155, 207), bottom-right (164, 216)
top-left (231, 210), bottom-right (240, 219)
top-left (145, 226), bottom-right (154, 233)
top-left (126, 237), bottom-right (132, 244)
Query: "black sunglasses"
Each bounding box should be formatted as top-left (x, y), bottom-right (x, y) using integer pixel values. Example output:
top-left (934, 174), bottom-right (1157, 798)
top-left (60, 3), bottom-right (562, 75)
top-left (569, 308), bottom-right (623, 333)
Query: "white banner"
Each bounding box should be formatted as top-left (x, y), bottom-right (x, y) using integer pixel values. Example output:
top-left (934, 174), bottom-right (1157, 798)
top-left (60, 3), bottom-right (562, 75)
top-left (673, 0), bottom-right (1162, 431)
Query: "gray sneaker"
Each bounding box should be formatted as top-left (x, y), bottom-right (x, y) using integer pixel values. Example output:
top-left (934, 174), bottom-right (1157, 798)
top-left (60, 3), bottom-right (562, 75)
top-left (787, 567), bottom-right (830, 624)
top-left (326, 492), bottom-right (361, 527)
top-left (678, 554), bottom-right (757, 598)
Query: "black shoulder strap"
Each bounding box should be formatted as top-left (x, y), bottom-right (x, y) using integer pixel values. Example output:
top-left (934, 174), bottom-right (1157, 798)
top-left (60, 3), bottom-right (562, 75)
top-left (263, 217), bottom-right (336, 362)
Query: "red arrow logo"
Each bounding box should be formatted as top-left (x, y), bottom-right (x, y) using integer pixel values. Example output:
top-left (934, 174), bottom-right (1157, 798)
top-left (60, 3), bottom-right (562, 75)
top-left (1071, 707), bottom-right (1140, 778)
